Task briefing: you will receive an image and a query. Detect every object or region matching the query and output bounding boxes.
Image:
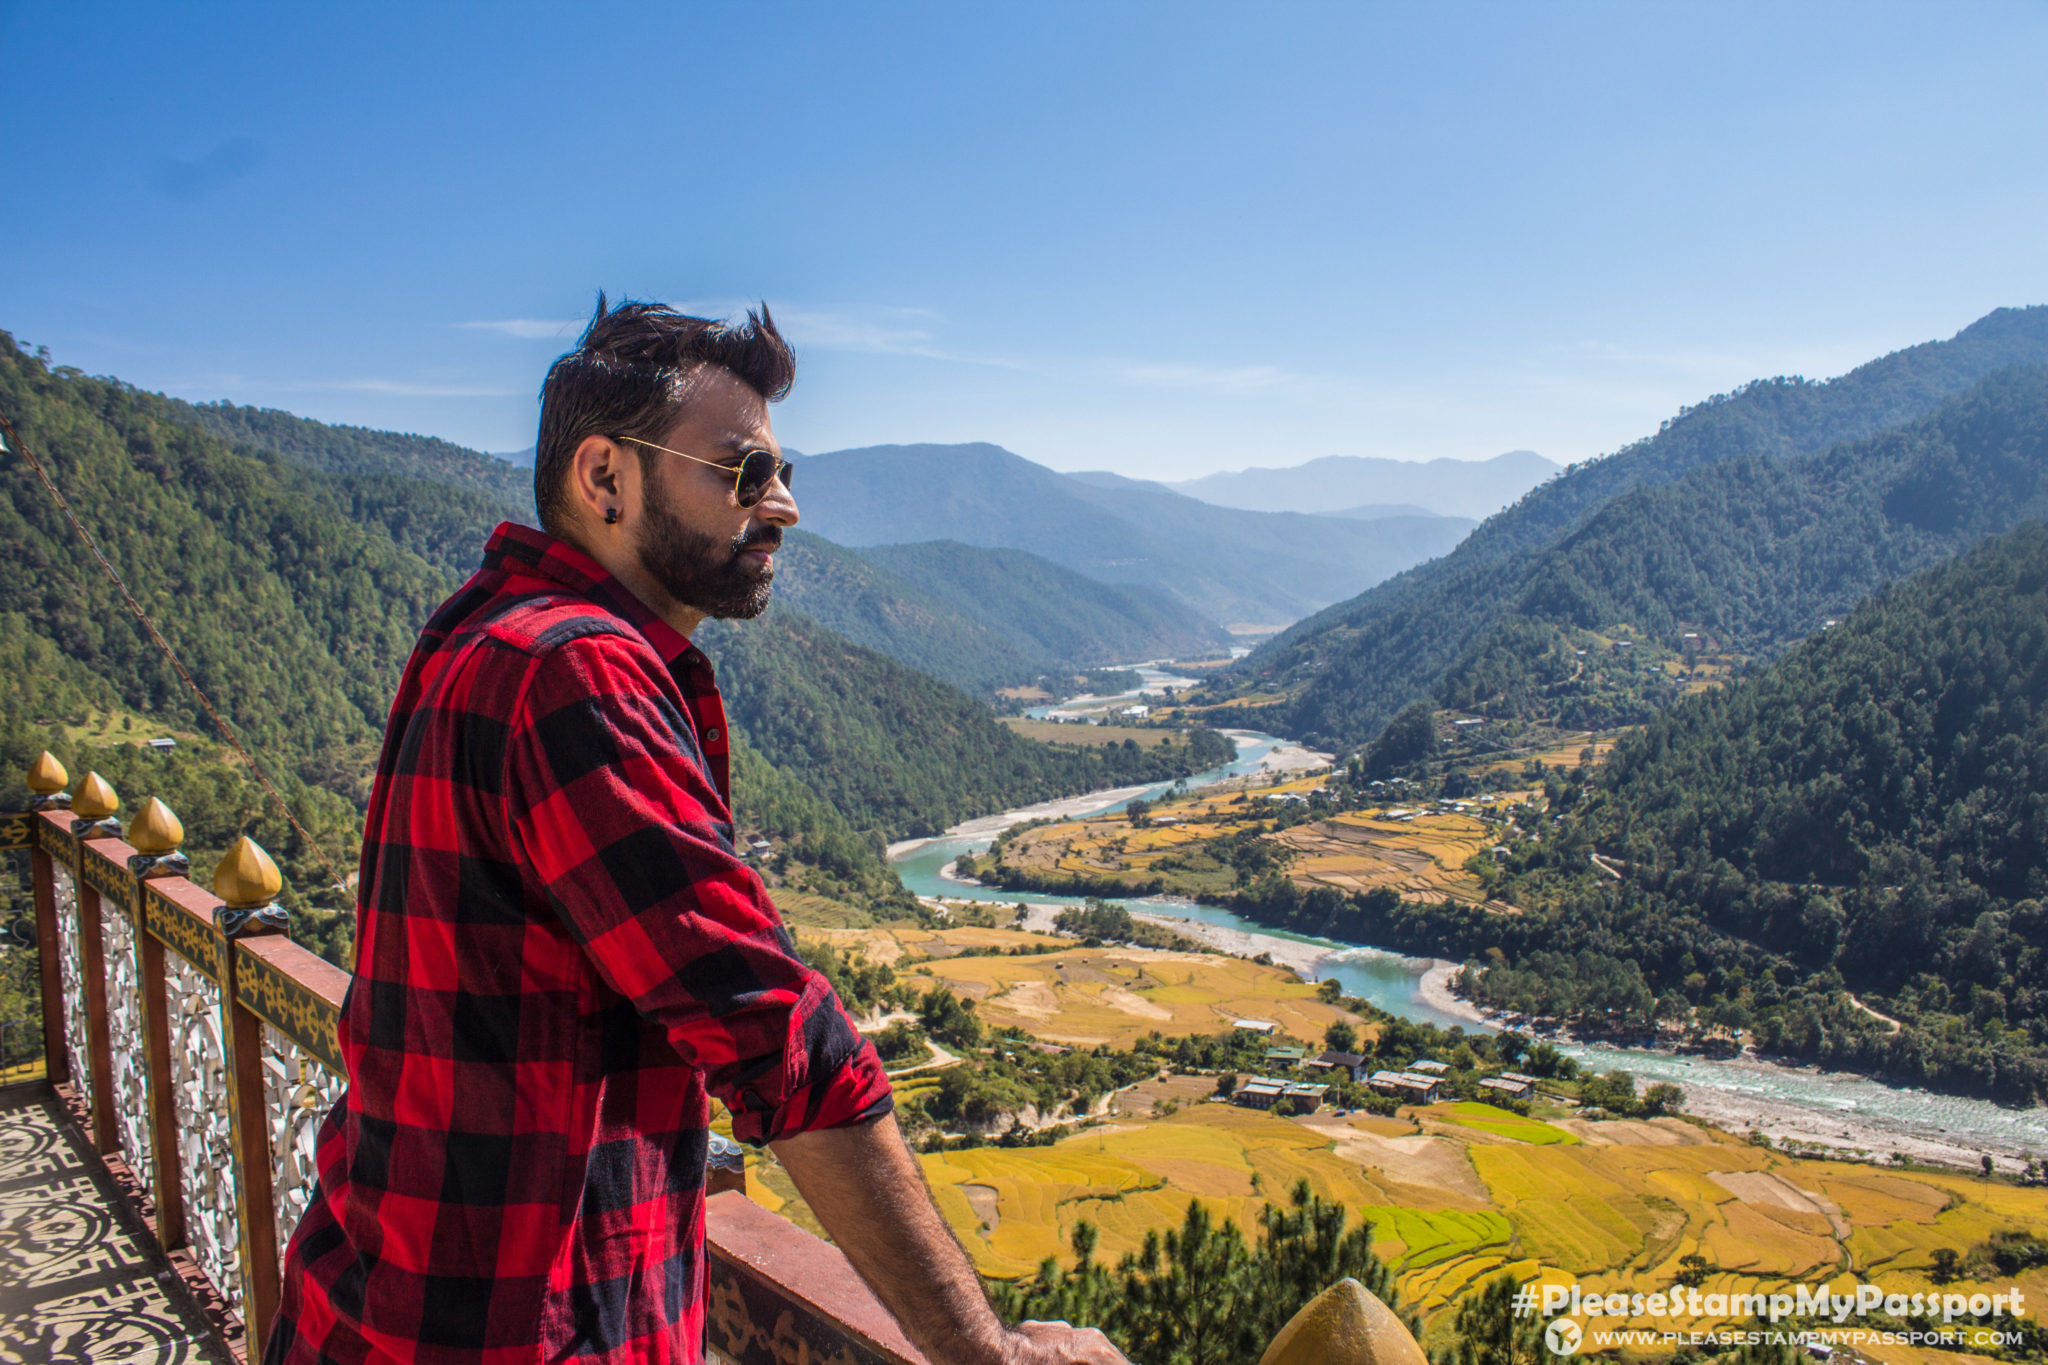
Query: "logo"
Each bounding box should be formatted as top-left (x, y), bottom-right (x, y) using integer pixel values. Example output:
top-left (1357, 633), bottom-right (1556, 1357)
top-left (1546, 1318), bottom-right (1583, 1357)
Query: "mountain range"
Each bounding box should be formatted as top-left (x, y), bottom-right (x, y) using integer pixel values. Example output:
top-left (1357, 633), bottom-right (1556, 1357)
top-left (1165, 449), bottom-right (1557, 520)
top-left (785, 443), bottom-right (1473, 626)
top-left (1200, 305), bottom-right (2048, 749)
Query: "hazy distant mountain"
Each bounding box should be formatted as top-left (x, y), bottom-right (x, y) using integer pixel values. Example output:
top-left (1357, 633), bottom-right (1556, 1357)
top-left (1322, 502), bottom-right (1446, 521)
top-left (788, 444), bottom-right (1473, 626)
top-left (494, 445), bottom-right (537, 468)
top-left (1167, 450), bottom-right (1558, 520)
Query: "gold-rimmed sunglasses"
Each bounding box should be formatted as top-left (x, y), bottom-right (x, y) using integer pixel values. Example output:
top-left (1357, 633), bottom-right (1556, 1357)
top-left (618, 435), bottom-right (794, 509)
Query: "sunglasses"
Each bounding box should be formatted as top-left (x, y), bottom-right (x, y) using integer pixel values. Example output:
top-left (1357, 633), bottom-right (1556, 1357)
top-left (618, 436), bottom-right (795, 509)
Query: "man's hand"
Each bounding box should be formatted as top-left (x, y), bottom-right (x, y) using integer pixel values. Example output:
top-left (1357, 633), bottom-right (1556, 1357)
top-left (771, 1115), bottom-right (1131, 1365)
top-left (1003, 1319), bottom-right (1128, 1364)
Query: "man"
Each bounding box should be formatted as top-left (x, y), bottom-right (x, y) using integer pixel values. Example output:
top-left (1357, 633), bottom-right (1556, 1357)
top-left (268, 299), bottom-right (1126, 1365)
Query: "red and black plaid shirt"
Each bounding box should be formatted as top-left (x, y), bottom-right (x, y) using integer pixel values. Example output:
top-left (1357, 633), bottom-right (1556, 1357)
top-left (268, 522), bottom-right (892, 1365)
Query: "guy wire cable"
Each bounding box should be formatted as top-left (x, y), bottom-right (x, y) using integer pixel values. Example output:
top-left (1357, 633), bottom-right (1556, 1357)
top-left (0, 408), bottom-right (353, 895)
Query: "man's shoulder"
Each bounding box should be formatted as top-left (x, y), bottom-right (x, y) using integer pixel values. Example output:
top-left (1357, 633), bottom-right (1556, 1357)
top-left (463, 584), bottom-right (648, 662)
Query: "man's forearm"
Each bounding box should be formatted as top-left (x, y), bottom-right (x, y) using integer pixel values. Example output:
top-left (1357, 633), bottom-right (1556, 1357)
top-left (770, 1113), bottom-right (1011, 1364)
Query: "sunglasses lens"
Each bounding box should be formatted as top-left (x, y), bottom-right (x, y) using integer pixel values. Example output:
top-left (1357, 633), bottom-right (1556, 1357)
top-left (735, 451), bottom-right (790, 507)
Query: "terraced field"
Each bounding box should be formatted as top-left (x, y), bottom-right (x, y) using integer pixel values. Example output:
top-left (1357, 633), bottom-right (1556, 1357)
top-left (898, 1097), bottom-right (2048, 1360)
top-left (910, 942), bottom-right (1353, 1048)
top-left (1269, 809), bottom-right (1497, 903)
top-left (994, 775), bottom-right (1515, 906)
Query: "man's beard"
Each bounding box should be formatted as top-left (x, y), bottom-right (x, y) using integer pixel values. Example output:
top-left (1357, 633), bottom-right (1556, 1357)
top-left (635, 494), bottom-right (780, 620)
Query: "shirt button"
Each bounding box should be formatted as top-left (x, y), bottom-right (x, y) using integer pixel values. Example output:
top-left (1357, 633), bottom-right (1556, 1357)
top-left (705, 727), bottom-right (721, 742)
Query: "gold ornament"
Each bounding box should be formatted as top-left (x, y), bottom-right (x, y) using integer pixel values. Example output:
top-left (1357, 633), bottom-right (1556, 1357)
top-left (213, 836), bottom-right (283, 910)
top-left (27, 751), bottom-right (68, 794)
top-left (127, 798), bottom-right (186, 855)
top-left (72, 772), bottom-right (120, 821)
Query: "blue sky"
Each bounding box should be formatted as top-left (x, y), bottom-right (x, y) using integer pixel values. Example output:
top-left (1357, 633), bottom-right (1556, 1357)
top-left (2, 2), bottom-right (2043, 480)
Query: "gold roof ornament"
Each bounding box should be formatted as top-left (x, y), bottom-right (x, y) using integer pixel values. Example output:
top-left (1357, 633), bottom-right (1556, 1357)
top-left (27, 751), bottom-right (68, 794)
top-left (128, 798), bottom-right (186, 856)
top-left (1258, 1279), bottom-right (1429, 1365)
top-left (214, 836), bottom-right (283, 910)
top-left (72, 772), bottom-right (120, 821)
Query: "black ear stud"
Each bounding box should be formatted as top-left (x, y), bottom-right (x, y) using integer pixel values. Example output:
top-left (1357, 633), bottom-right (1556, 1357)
top-left (604, 508), bottom-right (620, 525)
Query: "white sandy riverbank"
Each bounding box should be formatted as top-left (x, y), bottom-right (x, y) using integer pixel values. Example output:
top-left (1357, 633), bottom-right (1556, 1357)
top-left (1414, 960), bottom-right (1494, 1028)
top-left (1129, 910), bottom-right (1330, 978)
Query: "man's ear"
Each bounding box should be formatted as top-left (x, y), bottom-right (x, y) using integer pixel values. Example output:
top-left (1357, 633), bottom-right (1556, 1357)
top-left (567, 434), bottom-right (631, 526)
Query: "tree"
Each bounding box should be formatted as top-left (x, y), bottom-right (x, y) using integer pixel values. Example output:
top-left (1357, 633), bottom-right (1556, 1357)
top-left (1324, 1021), bottom-right (1358, 1053)
top-left (990, 1183), bottom-right (1408, 1365)
top-left (1438, 1274), bottom-right (1545, 1365)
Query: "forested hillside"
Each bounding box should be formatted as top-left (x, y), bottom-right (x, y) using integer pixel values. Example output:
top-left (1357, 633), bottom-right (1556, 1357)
top-left (768, 534), bottom-right (1225, 695)
top-left (174, 398), bottom-right (532, 519)
top-left (1429, 363), bottom-right (2048, 729)
top-left (852, 541), bottom-right (1226, 671)
top-left (1205, 305), bottom-right (2048, 748)
top-left (1241, 525), bottom-right (2048, 1100)
top-left (0, 334), bottom-right (486, 801)
top-left (699, 610), bottom-right (1234, 839)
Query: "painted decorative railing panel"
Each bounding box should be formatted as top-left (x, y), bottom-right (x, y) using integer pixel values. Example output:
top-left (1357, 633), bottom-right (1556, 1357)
top-left (168, 945), bottom-right (243, 1314)
top-left (102, 896), bottom-right (156, 1197)
top-left (263, 1021), bottom-right (345, 1257)
top-left (52, 863), bottom-right (93, 1119)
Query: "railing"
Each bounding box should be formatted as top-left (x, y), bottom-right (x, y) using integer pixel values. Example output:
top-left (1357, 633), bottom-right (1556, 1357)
top-left (6, 751), bottom-right (1422, 1365)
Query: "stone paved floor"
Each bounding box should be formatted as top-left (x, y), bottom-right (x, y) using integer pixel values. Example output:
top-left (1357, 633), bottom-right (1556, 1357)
top-left (0, 1086), bottom-right (231, 1364)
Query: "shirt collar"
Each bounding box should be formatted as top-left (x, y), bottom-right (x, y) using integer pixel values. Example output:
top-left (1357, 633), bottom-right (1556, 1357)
top-left (480, 522), bottom-right (698, 668)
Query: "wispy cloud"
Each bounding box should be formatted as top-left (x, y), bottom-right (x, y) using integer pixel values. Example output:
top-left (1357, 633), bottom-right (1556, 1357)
top-left (679, 299), bottom-right (1023, 369)
top-left (149, 137), bottom-right (262, 202)
top-left (455, 318), bottom-right (583, 340)
top-left (302, 378), bottom-right (522, 398)
top-left (1115, 361), bottom-right (1310, 395)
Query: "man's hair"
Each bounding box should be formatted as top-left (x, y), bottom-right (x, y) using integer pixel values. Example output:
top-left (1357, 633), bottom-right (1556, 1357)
top-left (533, 295), bottom-right (795, 534)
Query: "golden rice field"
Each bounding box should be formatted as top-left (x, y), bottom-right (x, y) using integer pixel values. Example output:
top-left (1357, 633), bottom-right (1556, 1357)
top-left (997, 775), bottom-right (1509, 906)
top-left (1476, 728), bottom-right (1630, 776)
top-left (1269, 809), bottom-right (1497, 903)
top-left (899, 940), bottom-right (1356, 1049)
top-left (997, 719), bottom-right (1181, 748)
top-left (893, 1098), bottom-right (2048, 1362)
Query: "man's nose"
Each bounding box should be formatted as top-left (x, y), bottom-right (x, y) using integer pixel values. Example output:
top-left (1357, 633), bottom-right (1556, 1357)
top-left (755, 471), bottom-right (798, 527)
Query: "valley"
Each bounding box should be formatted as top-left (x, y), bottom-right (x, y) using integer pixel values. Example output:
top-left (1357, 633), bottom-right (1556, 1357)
top-left (4, 305), bottom-right (2047, 1363)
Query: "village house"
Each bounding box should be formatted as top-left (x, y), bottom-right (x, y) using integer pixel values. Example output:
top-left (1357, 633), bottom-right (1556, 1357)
top-left (1233, 1077), bottom-right (1330, 1112)
top-left (1368, 1070), bottom-right (1442, 1104)
top-left (1407, 1059), bottom-right (1450, 1076)
top-left (1479, 1076), bottom-right (1533, 1100)
top-left (1306, 1050), bottom-right (1369, 1083)
top-left (1263, 1046), bottom-right (1308, 1070)
top-left (1234, 1078), bottom-right (1287, 1109)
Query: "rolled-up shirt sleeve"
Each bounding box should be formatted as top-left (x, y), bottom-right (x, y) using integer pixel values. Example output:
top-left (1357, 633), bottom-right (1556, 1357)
top-left (503, 628), bottom-right (892, 1145)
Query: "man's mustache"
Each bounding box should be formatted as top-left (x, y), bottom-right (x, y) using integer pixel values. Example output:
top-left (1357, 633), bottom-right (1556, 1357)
top-left (733, 527), bottom-right (782, 554)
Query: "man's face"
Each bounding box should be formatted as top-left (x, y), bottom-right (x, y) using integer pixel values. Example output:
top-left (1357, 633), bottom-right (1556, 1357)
top-left (631, 367), bottom-right (797, 620)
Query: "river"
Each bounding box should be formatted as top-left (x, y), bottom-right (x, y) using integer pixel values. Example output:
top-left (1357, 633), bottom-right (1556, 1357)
top-left (884, 663), bottom-right (2048, 1166)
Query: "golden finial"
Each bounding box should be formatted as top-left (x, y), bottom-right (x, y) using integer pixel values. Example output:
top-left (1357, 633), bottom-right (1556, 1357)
top-left (27, 751), bottom-right (68, 794)
top-left (1259, 1279), bottom-right (1429, 1365)
top-left (214, 836), bottom-right (283, 910)
top-left (72, 772), bottom-right (120, 821)
top-left (127, 798), bottom-right (185, 856)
